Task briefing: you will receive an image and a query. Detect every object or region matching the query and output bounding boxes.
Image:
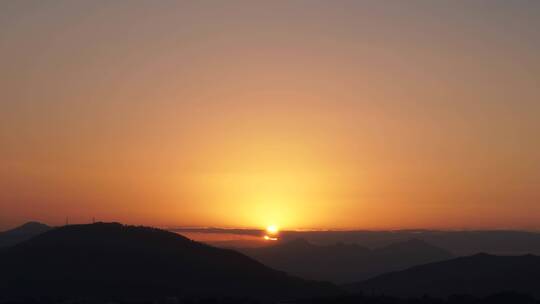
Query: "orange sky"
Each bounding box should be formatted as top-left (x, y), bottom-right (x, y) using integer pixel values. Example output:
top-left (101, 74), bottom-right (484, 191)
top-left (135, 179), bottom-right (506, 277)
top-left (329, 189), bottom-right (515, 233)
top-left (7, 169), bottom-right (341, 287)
top-left (1, 1), bottom-right (539, 230)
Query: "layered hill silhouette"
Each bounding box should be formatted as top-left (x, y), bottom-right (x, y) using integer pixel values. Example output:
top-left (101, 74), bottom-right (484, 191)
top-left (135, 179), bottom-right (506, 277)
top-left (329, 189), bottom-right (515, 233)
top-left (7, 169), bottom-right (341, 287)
top-left (348, 253), bottom-right (540, 298)
top-left (277, 230), bottom-right (540, 255)
top-left (239, 238), bottom-right (453, 283)
top-left (0, 223), bottom-right (339, 299)
top-left (0, 221), bottom-right (51, 247)
top-left (176, 228), bottom-right (540, 255)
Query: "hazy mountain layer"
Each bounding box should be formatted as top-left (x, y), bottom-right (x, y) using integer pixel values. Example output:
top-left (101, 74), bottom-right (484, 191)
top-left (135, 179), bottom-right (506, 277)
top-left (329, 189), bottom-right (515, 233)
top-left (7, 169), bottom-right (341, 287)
top-left (240, 238), bottom-right (453, 283)
top-left (0, 222), bottom-right (51, 247)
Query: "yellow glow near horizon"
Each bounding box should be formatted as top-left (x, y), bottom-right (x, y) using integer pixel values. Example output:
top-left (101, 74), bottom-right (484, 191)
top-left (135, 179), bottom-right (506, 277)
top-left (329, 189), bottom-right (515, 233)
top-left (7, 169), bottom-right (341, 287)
top-left (1, 2), bottom-right (540, 231)
top-left (266, 225), bottom-right (279, 234)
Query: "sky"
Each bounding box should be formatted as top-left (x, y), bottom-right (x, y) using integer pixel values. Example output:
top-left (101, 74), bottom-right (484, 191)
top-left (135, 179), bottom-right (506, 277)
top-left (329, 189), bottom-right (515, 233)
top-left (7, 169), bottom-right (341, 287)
top-left (1, 1), bottom-right (539, 231)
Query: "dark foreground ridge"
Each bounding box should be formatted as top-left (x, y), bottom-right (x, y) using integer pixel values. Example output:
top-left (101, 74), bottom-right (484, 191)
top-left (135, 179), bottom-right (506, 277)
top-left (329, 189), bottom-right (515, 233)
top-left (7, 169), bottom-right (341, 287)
top-left (2, 292), bottom-right (540, 304)
top-left (347, 253), bottom-right (540, 298)
top-left (0, 223), bottom-right (339, 300)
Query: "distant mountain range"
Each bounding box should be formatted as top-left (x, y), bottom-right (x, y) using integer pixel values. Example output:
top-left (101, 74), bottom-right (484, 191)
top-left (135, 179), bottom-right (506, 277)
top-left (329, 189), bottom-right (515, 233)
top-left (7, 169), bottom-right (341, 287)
top-left (347, 253), bottom-right (540, 298)
top-left (0, 221), bottom-right (51, 247)
top-left (172, 228), bottom-right (540, 256)
top-left (3, 222), bottom-right (540, 300)
top-left (0, 223), bottom-right (339, 299)
top-left (6, 223), bottom-right (540, 256)
top-left (239, 238), bottom-right (453, 283)
top-left (278, 230), bottom-right (540, 255)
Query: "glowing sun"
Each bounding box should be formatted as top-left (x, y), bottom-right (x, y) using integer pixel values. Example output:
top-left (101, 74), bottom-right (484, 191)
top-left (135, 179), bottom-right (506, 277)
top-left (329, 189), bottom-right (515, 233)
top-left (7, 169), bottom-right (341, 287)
top-left (266, 225), bottom-right (279, 234)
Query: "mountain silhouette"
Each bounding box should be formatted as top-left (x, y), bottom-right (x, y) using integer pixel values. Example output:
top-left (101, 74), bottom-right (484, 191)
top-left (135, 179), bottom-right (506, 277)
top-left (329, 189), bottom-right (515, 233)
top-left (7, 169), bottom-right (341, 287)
top-left (239, 238), bottom-right (453, 283)
top-left (0, 223), bottom-right (339, 299)
top-left (348, 253), bottom-right (540, 297)
top-left (0, 221), bottom-right (51, 247)
top-left (275, 230), bottom-right (540, 255)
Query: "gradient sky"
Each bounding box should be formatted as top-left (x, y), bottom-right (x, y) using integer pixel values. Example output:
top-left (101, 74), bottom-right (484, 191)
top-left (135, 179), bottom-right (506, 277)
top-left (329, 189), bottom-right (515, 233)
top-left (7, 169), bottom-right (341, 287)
top-left (1, 1), bottom-right (539, 231)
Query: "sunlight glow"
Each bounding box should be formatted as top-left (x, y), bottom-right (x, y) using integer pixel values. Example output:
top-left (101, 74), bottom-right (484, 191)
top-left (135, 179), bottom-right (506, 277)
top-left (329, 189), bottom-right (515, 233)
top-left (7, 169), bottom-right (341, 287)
top-left (263, 235), bottom-right (278, 241)
top-left (266, 225), bottom-right (279, 235)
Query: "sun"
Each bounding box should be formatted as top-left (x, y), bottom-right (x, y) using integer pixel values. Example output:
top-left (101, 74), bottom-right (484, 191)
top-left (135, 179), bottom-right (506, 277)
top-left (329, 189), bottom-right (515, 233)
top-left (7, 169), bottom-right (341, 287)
top-left (266, 225), bottom-right (279, 235)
